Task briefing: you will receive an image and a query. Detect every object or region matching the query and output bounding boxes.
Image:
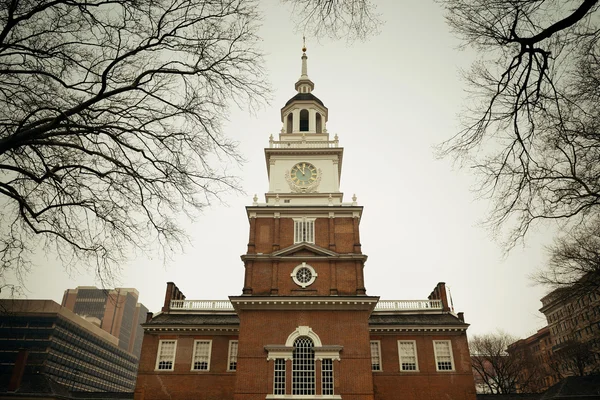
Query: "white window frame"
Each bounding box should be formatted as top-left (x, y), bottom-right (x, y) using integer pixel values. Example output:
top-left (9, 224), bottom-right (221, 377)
top-left (291, 262), bottom-right (317, 288)
top-left (397, 340), bottom-right (419, 372)
top-left (227, 340), bottom-right (238, 371)
top-left (191, 340), bottom-right (212, 371)
top-left (370, 340), bottom-right (382, 371)
top-left (321, 358), bottom-right (334, 395)
top-left (294, 218), bottom-right (315, 244)
top-left (155, 340), bottom-right (177, 371)
top-left (433, 340), bottom-right (455, 372)
top-left (273, 358), bottom-right (286, 395)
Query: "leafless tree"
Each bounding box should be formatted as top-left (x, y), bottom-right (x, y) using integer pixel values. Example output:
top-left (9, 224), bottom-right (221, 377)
top-left (282, 0), bottom-right (380, 41)
top-left (471, 331), bottom-right (541, 394)
top-left (0, 0), bottom-right (269, 289)
top-left (549, 339), bottom-right (599, 377)
top-left (437, 0), bottom-right (600, 247)
top-left (535, 221), bottom-right (600, 298)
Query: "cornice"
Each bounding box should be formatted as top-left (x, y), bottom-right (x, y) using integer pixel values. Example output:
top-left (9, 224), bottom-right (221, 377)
top-left (229, 296), bottom-right (379, 312)
top-left (240, 253), bottom-right (368, 262)
top-left (144, 325), bottom-right (239, 334)
top-left (246, 205), bottom-right (363, 219)
top-left (369, 326), bottom-right (469, 333)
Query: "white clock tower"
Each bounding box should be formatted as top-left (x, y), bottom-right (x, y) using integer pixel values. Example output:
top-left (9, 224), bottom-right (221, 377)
top-left (264, 45), bottom-right (345, 206)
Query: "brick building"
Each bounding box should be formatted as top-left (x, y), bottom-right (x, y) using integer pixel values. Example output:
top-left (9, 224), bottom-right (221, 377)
top-left (61, 287), bottom-right (148, 357)
top-left (506, 327), bottom-right (556, 393)
top-left (134, 48), bottom-right (477, 400)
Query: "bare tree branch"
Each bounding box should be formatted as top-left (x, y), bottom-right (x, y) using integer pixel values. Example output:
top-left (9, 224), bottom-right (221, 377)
top-left (0, 0), bottom-right (269, 289)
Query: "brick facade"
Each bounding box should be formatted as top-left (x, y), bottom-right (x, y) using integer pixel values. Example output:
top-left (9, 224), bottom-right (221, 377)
top-left (134, 49), bottom-right (476, 400)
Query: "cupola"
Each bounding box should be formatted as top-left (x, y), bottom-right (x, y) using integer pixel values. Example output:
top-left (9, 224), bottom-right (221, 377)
top-left (280, 42), bottom-right (329, 134)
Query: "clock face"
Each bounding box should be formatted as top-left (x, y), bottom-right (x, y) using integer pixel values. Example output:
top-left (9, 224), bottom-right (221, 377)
top-left (290, 162), bottom-right (318, 187)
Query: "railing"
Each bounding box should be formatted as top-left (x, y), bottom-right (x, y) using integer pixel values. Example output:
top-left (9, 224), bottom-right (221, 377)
top-left (373, 300), bottom-right (442, 311)
top-left (170, 300), bottom-right (234, 310)
top-left (169, 299), bottom-right (442, 311)
top-left (269, 140), bottom-right (339, 148)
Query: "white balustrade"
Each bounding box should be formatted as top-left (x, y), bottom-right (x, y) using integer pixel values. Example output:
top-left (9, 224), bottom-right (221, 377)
top-left (169, 299), bottom-right (442, 311)
top-left (269, 140), bottom-right (339, 149)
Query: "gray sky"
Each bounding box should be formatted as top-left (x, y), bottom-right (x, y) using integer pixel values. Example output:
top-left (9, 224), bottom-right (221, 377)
top-left (8, 1), bottom-right (555, 339)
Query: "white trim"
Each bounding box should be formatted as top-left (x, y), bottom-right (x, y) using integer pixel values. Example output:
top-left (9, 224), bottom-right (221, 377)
top-left (191, 339), bottom-right (212, 371)
top-left (370, 340), bottom-right (382, 371)
top-left (398, 340), bottom-right (419, 372)
top-left (433, 340), bottom-right (455, 372)
top-left (291, 262), bottom-right (318, 288)
top-left (285, 326), bottom-right (323, 347)
top-left (155, 339), bottom-right (177, 371)
top-left (293, 217), bottom-right (316, 243)
top-left (266, 396), bottom-right (341, 399)
top-left (227, 340), bottom-right (238, 371)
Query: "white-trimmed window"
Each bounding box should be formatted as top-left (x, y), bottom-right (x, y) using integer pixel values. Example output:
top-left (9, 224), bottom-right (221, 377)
top-left (155, 340), bottom-right (177, 371)
top-left (433, 340), bottom-right (454, 371)
top-left (322, 359), bottom-right (334, 395)
top-left (398, 341), bottom-right (418, 371)
top-left (292, 337), bottom-right (315, 395)
top-left (370, 341), bottom-right (381, 371)
top-left (291, 262), bottom-right (317, 288)
top-left (228, 340), bottom-right (238, 371)
top-left (191, 340), bottom-right (212, 371)
top-left (294, 218), bottom-right (315, 244)
top-left (274, 358), bottom-right (286, 395)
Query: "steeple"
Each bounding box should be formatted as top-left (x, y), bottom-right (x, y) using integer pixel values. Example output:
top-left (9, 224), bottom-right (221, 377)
top-left (281, 40), bottom-right (328, 134)
top-left (295, 37), bottom-right (314, 94)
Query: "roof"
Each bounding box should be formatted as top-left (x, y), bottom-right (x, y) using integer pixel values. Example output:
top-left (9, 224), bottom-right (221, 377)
top-left (368, 313), bottom-right (468, 326)
top-left (144, 313), bottom-right (240, 326)
top-left (284, 92), bottom-right (324, 107)
top-left (540, 375), bottom-right (600, 399)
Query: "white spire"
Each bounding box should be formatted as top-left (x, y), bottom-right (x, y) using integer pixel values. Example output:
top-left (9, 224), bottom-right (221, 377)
top-left (295, 37), bottom-right (314, 93)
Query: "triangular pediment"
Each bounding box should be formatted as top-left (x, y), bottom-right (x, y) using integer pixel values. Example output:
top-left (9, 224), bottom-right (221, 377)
top-left (272, 243), bottom-right (339, 258)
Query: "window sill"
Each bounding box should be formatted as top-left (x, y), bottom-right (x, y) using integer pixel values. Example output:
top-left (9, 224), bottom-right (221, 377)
top-left (266, 396), bottom-right (341, 399)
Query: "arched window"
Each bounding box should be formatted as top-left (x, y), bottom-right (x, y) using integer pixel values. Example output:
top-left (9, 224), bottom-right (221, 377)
top-left (293, 337), bottom-right (315, 395)
top-left (315, 113), bottom-right (322, 133)
top-left (299, 109), bottom-right (309, 132)
top-left (286, 113), bottom-right (293, 133)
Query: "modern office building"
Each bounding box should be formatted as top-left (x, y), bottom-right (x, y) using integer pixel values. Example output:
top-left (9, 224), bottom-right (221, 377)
top-left (61, 287), bottom-right (148, 356)
top-left (0, 300), bottom-right (138, 392)
top-left (134, 47), bottom-right (477, 400)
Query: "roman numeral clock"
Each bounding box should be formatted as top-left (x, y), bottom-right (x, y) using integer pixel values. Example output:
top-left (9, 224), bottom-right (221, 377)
top-left (286, 162), bottom-right (322, 192)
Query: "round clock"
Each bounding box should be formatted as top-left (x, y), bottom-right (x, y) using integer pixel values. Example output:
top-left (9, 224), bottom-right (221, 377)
top-left (290, 162), bottom-right (318, 187)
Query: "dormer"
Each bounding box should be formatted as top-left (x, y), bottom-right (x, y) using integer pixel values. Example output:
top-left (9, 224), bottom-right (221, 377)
top-left (280, 47), bottom-right (329, 134)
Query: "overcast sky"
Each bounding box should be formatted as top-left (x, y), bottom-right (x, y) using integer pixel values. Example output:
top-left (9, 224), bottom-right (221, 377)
top-left (6, 1), bottom-right (557, 339)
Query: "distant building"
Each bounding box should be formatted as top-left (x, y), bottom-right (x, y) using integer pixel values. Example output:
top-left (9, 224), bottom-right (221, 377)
top-left (133, 47), bottom-right (477, 400)
top-left (0, 300), bottom-right (138, 392)
top-left (507, 327), bottom-right (556, 392)
top-left (61, 287), bottom-right (148, 357)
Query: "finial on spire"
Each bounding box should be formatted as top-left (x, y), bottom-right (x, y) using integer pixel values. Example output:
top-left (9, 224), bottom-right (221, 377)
top-left (295, 37), bottom-right (314, 93)
top-left (302, 36), bottom-right (307, 53)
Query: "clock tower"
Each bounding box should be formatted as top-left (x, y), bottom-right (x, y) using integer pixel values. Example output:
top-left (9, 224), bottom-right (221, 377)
top-left (231, 45), bottom-right (376, 400)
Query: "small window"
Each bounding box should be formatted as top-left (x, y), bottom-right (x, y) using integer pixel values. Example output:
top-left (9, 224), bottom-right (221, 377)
top-left (228, 340), bottom-right (238, 371)
top-left (299, 109), bottom-right (309, 131)
top-left (294, 218), bottom-right (315, 244)
top-left (398, 341), bottom-right (418, 371)
top-left (433, 340), bottom-right (454, 371)
top-left (322, 359), bottom-right (333, 395)
top-left (274, 358), bottom-right (286, 395)
top-left (191, 340), bottom-right (212, 371)
top-left (370, 341), bottom-right (381, 371)
top-left (155, 340), bottom-right (176, 371)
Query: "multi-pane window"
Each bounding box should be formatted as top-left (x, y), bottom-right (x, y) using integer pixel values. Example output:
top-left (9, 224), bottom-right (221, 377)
top-left (294, 219), bottom-right (315, 244)
top-left (274, 359), bottom-right (286, 395)
top-left (370, 341), bottom-right (381, 371)
top-left (322, 359), bottom-right (333, 395)
top-left (155, 340), bottom-right (176, 371)
top-left (228, 340), bottom-right (238, 371)
top-left (191, 340), bottom-right (212, 371)
top-left (292, 337), bottom-right (315, 395)
top-left (433, 340), bottom-right (454, 371)
top-left (398, 341), bottom-right (418, 371)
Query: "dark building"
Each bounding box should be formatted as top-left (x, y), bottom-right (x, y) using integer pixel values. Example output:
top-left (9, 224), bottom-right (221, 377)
top-left (61, 287), bottom-right (148, 357)
top-left (0, 300), bottom-right (139, 392)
